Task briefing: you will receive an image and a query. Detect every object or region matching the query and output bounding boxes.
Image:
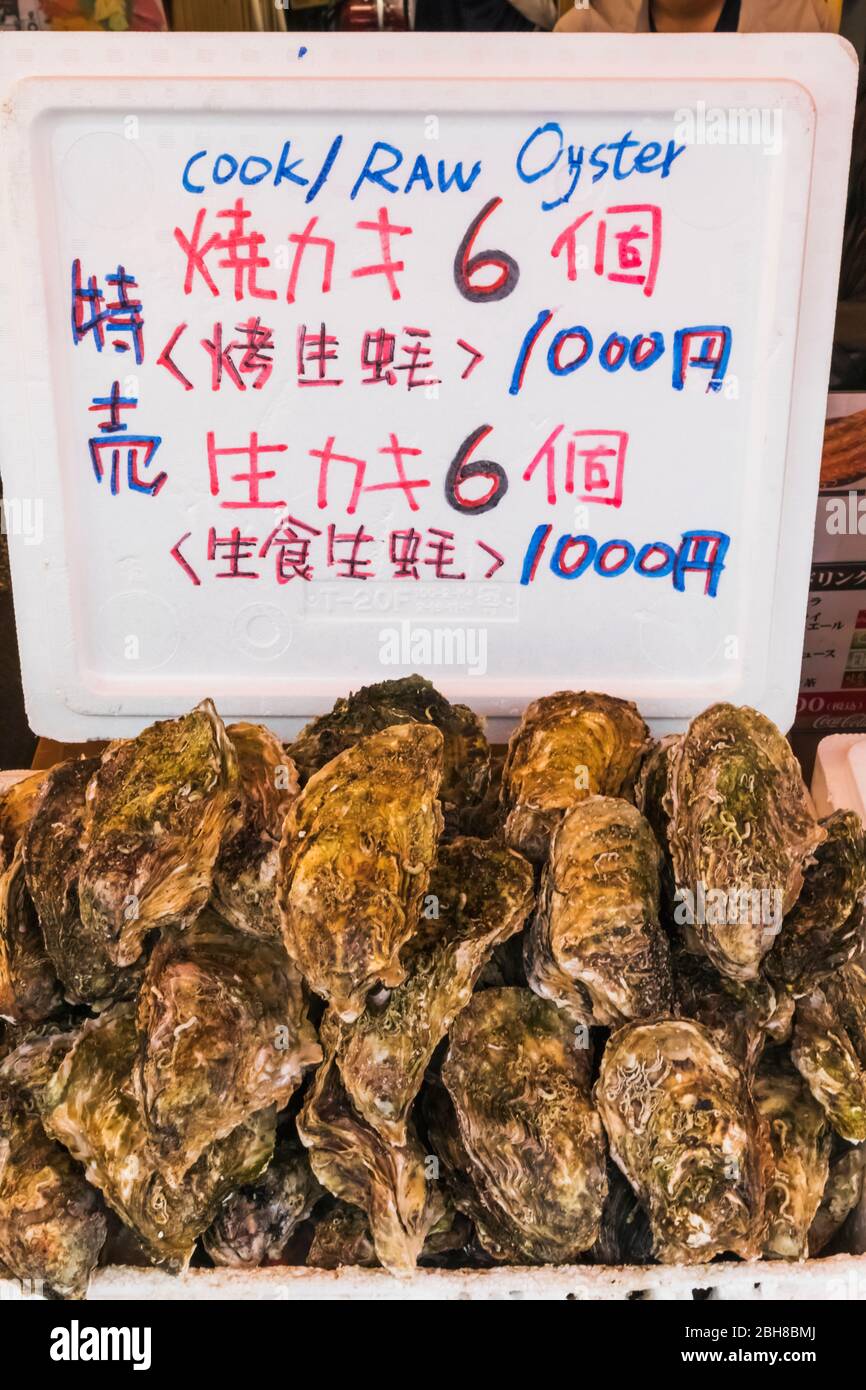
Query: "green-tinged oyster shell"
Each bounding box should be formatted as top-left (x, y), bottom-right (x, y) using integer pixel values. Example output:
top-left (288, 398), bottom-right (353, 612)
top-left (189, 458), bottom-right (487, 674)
top-left (79, 701), bottom-right (238, 968)
top-left (212, 723), bottom-right (299, 941)
top-left (23, 758), bottom-right (138, 1009)
top-left (297, 1043), bottom-right (445, 1278)
top-left (634, 736), bottom-right (680, 858)
top-left (306, 1200), bottom-right (379, 1270)
top-left (526, 797), bottom-right (672, 1027)
top-left (809, 1146), bottom-right (866, 1256)
top-left (754, 1048), bottom-right (831, 1260)
top-left (135, 910), bottom-right (320, 1182)
top-left (665, 705), bottom-right (825, 982)
top-left (0, 771), bottom-right (49, 873)
top-left (825, 957), bottom-right (866, 1068)
top-left (769, 811), bottom-right (866, 995)
top-left (37, 1004), bottom-right (275, 1269)
top-left (0, 1084), bottom-right (107, 1300)
top-left (791, 988), bottom-right (866, 1142)
top-left (202, 1137), bottom-right (322, 1269)
top-left (0, 844), bottom-right (61, 1024)
top-left (673, 940), bottom-right (791, 1077)
top-left (289, 675), bottom-right (490, 831)
top-left (501, 691), bottom-right (650, 864)
top-left (595, 1017), bottom-right (769, 1264)
top-left (433, 988), bottom-right (607, 1264)
top-left (279, 723), bottom-right (444, 1023)
top-left (331, 837), bottom-right (534, 1145)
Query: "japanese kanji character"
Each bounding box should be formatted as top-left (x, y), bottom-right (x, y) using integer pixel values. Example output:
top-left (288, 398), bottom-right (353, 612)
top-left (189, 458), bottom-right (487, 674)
top-left (297, 323), bottom-right (342, 387)
top-left (327, 523), bottom-right (375, 580)
top-left (208, 526), bottom-right (260, 579)
top-left (259, 514), bottom-right (322, 584)
top-left (71, 261), bottom-right (145, 364)
top-left (207, 430), bottom-right (287, 509)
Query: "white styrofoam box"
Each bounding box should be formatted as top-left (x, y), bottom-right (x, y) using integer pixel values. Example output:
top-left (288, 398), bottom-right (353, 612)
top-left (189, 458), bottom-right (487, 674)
top-left (812, 733), bottom-right (866, 824)
top-left (3, 755), bottom-right (864, 1297)
top-left (1, 1255), bottom-right (864, 1303)
top-left (0, 33), bottom-right (858, 742)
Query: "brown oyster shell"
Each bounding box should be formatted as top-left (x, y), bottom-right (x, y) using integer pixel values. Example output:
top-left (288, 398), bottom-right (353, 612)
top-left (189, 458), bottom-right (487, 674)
top-left (279, 722), bottom-right (444, 1022)
top-left (78, 701), bottom-right (238, 967)
top-left (595, 1017), bottom-right (770, 1264)
top-left (526, 796), bottom-right (672, 1027)
top-left (434, 987), bottom-right (608, 1264)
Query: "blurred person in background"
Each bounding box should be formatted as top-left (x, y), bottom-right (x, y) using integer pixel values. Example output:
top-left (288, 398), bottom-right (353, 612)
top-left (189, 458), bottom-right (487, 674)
top-left (555, 0), bottom-right (837, 33)
top-left (416, 0), bottom-right (557, 30)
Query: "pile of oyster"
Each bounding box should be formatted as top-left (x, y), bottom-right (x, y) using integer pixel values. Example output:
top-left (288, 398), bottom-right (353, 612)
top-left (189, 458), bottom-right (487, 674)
top-left (1, 680), bottom-right (865, 1298)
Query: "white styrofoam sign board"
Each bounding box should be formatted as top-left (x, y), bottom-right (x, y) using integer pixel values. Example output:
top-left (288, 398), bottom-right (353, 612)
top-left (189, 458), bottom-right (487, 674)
top-left (0, 33), bottom-right (857, 741)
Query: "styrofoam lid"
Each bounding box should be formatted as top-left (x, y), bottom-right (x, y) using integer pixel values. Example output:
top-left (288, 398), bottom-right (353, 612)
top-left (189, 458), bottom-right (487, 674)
top-left (0, 34), bottom-right (857, 740)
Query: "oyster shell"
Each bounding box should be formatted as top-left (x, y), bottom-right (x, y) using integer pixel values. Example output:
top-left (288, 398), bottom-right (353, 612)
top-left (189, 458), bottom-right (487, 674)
top-left (297, 1042), bottom-right (445, 1277)
top-left (0, 1084), bottom-right (107, 1299)
top-left (754, 1048), bottom-right (831, 1260)
top-left (590, 1161), bottom-right (654, 1266)
top-left (212, 722), bottom-right (299, 941)
top-left (135, 910), bottom-right (321, 1182)
top-left (672, 940), bottom-right (791, 1077)
top-left (432, 987), bottom-right (607, 1264)
top-left (665, 705), bottom-right (825, 982)
top-left (0, 843), bottom-right (61, 1024)
top-left (332, 837), bottom-right (534, 1145)
top-left (809, 1145), bottom-right (866, 1256)
top-left (634, 736), bottom-right (680, 858)
top-left (595, 1017), bottom-right (769, 1264)
top-left (23, 758), bottom-right (137, 1009)
top-left (279, 722), bottom-right (444, 1022)
top-left (37, 1004), bottom-right (275, 1269)
top-left (526, 796), bottom-right (672, 1027)
top-left (501, 691), bottom-right (650, 863)
top-left (306, 1201), bottom-right (379, 1270)
top-left (791, 988), bottom-right (866, 1142)
top-left (0, 771), bottom-right (49, 872)
top-left (289, 674), bottom-right (490, 830)
top-left (203, 1137), bottom-right (322, 1269)
top-left (768, 810), bottom-right (866, 995)
top-left (78, 701), bottom-right (238, 967)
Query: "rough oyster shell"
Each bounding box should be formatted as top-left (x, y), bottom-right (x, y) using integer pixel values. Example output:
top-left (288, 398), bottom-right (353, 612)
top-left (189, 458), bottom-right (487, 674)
top-left (37, 1004), bottom-right (275, 1269)
top-left (791, 987), bottom-right (866, 1142)
top-left (279, 722), bottom-right (444, 1022)
top-left (289, 674), bottom-right (490, 830)
top-left (768, 810), bottom-right (866, 996)
top-left (433, 987), bottom-right (608, 1264)
top-left (332, 836), bottom-right (534, 1145)
top-left (0, 843), bottom-right (60, 1024)
top-left (212, 722), bottom-right (299, 941)
top-left (78, 701), bottom-right (238, 967)
top-left (754, 1048), bottom-right (831, 1260)
top-left (665, 705), bottom-right (825, 982)
top-left (501, 691), bottom-right (650, 863)
top-left (202, 1137), bottom-right (322, 1269)
top-left (23, 757), bottom-right (137, 1009)
top-left (595, 1017), bottom-right (770, 1264)
top-left (526, 796), bottom-right (672, 1027)
top-left (0, 1084), bottom-right (107, 1299)
top-left (135, 909), bottom-right (321, 1181)
top-left (297, 1040), bottom-right (445, 1278)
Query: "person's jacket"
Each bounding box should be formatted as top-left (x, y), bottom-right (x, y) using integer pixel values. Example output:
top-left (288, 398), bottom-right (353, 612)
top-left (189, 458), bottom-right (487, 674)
top-left (555, 0), bottom-right (835, 33)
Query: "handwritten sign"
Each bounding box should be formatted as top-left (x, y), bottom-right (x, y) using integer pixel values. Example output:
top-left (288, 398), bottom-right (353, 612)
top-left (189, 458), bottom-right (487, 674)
top-left (0, 35), bottom-right (857, 738)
